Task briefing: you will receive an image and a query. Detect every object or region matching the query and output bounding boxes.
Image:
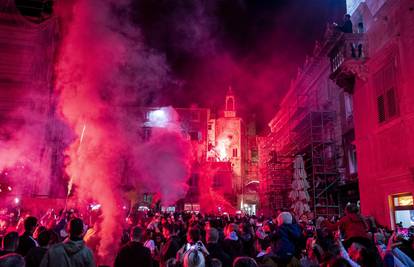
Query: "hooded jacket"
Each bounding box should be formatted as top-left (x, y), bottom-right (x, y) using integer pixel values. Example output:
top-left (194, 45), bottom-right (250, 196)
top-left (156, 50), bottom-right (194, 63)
top-left (40, 238), bottom-right (95, 267)
top-left (272, 223), bottom-right (301, 262)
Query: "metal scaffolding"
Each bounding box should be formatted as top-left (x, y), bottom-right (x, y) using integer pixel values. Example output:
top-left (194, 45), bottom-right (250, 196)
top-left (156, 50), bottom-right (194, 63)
top-left (291, 111), bottom-right (340, 217)
top-left (262, 150), bottom-right (292, 213)
top-left (259, 26), bottom-right (346, 217)
top-left (261, 82), bottom-right (343, 217)
top-left (258, 104), bottom-right (295, 214)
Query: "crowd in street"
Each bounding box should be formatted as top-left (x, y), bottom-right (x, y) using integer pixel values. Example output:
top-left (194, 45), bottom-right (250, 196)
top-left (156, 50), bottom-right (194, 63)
top-left (0, 204), bottom-right (413, 267)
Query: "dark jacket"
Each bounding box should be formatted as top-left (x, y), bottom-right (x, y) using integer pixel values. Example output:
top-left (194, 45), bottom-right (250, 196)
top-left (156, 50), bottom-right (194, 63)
top-left (40, 238), bottom-right (95, 267)
top-left (25, 247), bottom-right (48, 267)
top-left (240, 233), bottom-right (255, 257)
top-left (114, 241), bottom-right (153, 267)
top-left (206, 242), bottom-right (232, 267)
top-left (16, 232), bottom-right (37, 256)
top-left (272, 223), bottom-right (301, 261)
top-left (160, 236), bottom-right (180, 267)
top-left (222, 236), bottom-right (243, 262)
top-left (326, 213), bottom-right (368, 241)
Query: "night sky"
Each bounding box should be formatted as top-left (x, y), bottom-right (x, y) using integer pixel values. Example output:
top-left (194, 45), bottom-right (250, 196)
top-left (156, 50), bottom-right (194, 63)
top-left (131, 0), bottom-right (346, 132)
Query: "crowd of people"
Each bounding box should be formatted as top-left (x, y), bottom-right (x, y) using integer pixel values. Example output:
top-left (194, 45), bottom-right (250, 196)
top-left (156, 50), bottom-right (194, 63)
top-left (0, 204), bottom-right (413, 267)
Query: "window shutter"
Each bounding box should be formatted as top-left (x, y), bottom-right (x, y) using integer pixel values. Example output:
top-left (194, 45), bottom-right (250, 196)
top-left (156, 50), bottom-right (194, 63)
top-left (387, 88), bottom-right (397, 117)
top-left (374, 70), bottom-right (386, 123)
top-left (374, 58), bottom-right (399, 124)
top-left (377, 95), bottom-right (386, 123)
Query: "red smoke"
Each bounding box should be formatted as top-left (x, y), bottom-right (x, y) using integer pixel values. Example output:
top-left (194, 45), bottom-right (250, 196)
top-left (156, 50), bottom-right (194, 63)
top-left (55, 0), bottom-right (191, 264)
top-left (198, 162), bottom-right (236, 214)
top-left (133, 108), bottom-right (192, 205)
top-left (56, 0), bottom-right (128, 262)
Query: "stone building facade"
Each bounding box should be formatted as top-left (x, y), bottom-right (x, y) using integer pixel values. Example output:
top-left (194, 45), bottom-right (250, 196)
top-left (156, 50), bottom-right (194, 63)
top-left (259, 19), bottom-right (361, 218)
top-left (330, 0), bottom-right (414, 228)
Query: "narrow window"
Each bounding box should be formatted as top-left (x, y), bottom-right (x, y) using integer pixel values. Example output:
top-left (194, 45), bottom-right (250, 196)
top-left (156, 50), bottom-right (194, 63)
top-left (233, 148), bottom-right (238, 157)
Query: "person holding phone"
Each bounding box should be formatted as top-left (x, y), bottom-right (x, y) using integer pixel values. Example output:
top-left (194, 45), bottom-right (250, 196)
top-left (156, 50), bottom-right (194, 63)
top-left (393, 227), bottom-right (414, 264)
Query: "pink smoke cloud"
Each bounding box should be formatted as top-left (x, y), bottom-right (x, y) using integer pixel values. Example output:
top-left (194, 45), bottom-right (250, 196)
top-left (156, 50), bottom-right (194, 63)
top-left (55, 0), bottom-right (191, 264)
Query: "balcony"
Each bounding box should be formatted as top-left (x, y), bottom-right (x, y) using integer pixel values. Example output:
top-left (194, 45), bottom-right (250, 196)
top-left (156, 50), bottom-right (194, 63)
top-left (329, 33), bottom-right (368, 93)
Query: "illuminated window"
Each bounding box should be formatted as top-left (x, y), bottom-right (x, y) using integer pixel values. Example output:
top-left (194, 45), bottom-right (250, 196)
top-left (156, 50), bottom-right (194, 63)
top-left (391, 193), bottom-right (414, 228)
top-left (394, 195), bottom-right (413, 207)
top-left (193, 204), bottom-right (200, 212)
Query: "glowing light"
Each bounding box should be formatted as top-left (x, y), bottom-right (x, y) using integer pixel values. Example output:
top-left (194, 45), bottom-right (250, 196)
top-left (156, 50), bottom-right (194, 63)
top-left (79, 123), bottom-right (87, 145)
top-left (14, 197), bottom-right (20, 204)
top-left (148, 109), bottom-right (169, 127)
top-left (90, 204), bottom-right (101, 210)
top-left (67, 123), bottom-right (87, 199)
top-left (7, 186), bottom-right (12, 191)
top-left (216, 137), bottom-right (231, 161)
top-left (396, 195), bottom-right (413, 206)
top-left (67, 179), bottom-right (73, 197)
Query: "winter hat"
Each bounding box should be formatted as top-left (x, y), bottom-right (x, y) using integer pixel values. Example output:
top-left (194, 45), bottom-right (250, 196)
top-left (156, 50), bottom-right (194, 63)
top-left (277, 212), bottom-right (293, 225)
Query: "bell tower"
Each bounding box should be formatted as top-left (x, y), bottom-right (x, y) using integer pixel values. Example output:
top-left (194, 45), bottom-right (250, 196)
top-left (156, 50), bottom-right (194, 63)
top-left (224, 86), bottom-right (236, 118)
